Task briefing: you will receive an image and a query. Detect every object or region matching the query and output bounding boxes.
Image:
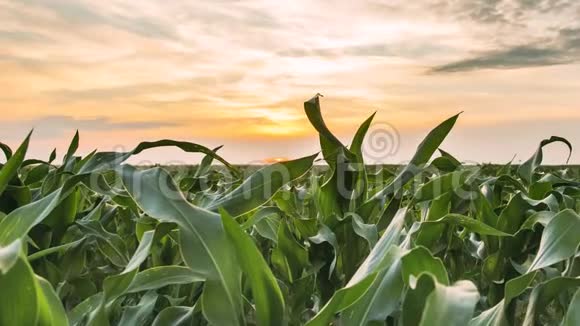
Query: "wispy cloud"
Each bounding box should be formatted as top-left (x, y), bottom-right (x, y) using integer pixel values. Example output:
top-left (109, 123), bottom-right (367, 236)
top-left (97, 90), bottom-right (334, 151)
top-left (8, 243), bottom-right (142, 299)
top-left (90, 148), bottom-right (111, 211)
top-left (431, 25), bottom-right (580, 73)
top-left (1, 0), bottom-right (580, 162)
top-left (17, 0), bottom-right (178, 40)
top-left (0, 115), bottom-right (183, 138)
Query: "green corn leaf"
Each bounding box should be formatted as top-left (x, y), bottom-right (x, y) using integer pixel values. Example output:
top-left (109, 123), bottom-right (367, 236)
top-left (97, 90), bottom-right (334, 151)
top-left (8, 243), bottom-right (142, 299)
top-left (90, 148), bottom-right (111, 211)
top-left (0, 131), bottom-right (31, 196)
top-left (527, 209), bottom-right (580, 272)
top-left (304, 95), bottom-right (351, 163)
top-left (401, 246), bottom-right (449, 287)
top-left (350, 112), bottom-right (376, 157)
top-left (359, 113), bottom-right (461, 219)
top-left (62, 130), bottom-right (79, 168)
top-left (438, 148), bottom-right (461, 167)
top-left (127, 266), bottom-right (204, 293)
top-left (418, 280), bottom-right (479, 326)
top-left (518, 136), bottom-right (572, 185)
top-left (402, 274), bottom-right (437, 326)
top-left (152, 306), bottom-right (194, 326)
top-left (117, 291), bottom-right (158, 326)
top-left (221, 209), bottom-right (286, 326)
top-left (412, 169), bottom-right (474, 204)
top-left (207, 154), bottom-right (317, 217)
top-left (132, 139), bottom-right (239, 176)
top-left (308, 223), bottom-right (339, 277)
top-left (562, 288), bottom-right (580, 326)
top-left (339, 258), bottom-right (404, 325)
top-left (523, 277), bottom-right (580, 326)
top-left (119, 165), bottom-right (244, 325)
top-left (0, 240), bottom-right (40, 326)
top-left (0, 141), bottom-right (12, 161)
top-left (306, 209), bottom-right (407, 326)
top-left (36, 275), bottom-right (70, 326)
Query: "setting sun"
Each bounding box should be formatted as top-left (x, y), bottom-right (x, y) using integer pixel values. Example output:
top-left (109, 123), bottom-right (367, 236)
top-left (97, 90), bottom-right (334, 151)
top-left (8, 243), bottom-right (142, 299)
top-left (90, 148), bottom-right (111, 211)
top-left (262, 157), bottom-right (290, 164)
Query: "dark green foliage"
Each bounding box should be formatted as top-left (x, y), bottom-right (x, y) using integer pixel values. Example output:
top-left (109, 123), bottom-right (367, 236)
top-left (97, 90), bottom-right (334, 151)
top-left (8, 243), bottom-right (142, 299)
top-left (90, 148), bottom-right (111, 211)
top-left (0, 96), bottom-right (579, 325)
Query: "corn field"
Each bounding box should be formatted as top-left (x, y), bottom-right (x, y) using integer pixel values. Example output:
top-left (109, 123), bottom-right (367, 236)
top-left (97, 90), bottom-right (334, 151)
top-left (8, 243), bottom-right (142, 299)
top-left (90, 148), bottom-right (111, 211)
top-left (0, 95), bottom-right (579, 326)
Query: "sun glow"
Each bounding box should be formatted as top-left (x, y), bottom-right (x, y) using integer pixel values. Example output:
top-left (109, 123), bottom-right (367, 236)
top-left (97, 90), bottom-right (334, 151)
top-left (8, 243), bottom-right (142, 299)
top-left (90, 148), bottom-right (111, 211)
top-left (262, 157), bottom-right (289, 164)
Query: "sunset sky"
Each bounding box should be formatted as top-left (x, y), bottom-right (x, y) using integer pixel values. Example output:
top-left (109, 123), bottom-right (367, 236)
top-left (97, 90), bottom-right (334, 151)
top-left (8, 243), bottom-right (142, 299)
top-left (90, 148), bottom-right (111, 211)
top-left (1, 0), bottom-right (580, 164)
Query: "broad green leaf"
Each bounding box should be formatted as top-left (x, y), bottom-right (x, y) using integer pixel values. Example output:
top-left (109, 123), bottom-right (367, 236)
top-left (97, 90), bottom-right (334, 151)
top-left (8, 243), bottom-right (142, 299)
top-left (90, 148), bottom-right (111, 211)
top-left (0, 141), bottom-right (12, 161)
top-left (359, 113), bottom-right (460, 218)
top-left (305, 247), bottom-right (402, 326)
top-left (317, 164), bottom-right (344, 223)
top-left (418, 280), bottom-right (479, 326)
top-left (562, 288), bottom-right (580, 326)
top-left (48, 148), bottom-right (57, 163)
top-left (518, 136), bottom-right (572, 185)
top-left (370, 113), bottom-right (461, 201)
top-left (412, 169), bottom-right (473, 204)
top-left (306, 209), bottom-right (407, 326)
top-left (402, 274), bottom-right (437, 326)
top-left (44, 188), bottom-right (80, 236)
top-left (221, 209), bottom-right (285, 326)
top-left (132, 139), bottom-right (239, 176)
top-left (78, 138), bottom-right (237, 175)
top-left (207, 154), bottom-right (317, 217)
top-left (523, 277), bottom-right (580, 326)
top-left (0, 131), bottom-right (31, 196)
top-left (76, 220), bottom-right (129, 267)
top-left (0, 173), bottom-right (92, 246)
top-left (62, 130), bottom-right (79, 168)
top-left (468, 302), bottom-right (507, 326)
top-left (438, 148), bottom-right (461, 167)
top-left (309, 223), bottom-right (339, 277)
top-left (432, 214), bottom-right (511, 236)
top-left (426, 191), bottom-right (452, 221)
top-left (520, 210), bottom-right (556, 230)
top-left (495, 193), bottom-right (533, 235)
top-left (430, 156), bottom-right (460, 172)
top-left (27, 238), bottom-right (85, 262)
top-left (117, 291), bottom-right (158, 326)
top-left (36, 275), bottom-right (70, 326)
top-left (103, 230), bottom-right (155, 301)
top-left (194, 145), bottom-right (223, 178)
top-left (416, 213), bottom-right (510, 248)
top-left (304, 95), bottom-right (351, 163)
top-left (401, 246), bottom-right (449, 287)
top-left (254, 214), bottom-right (281, 243)
top-left (84, 231), bottom-right (156, 325)
top-left (528, 209), bottom-right (580, 272)
top-left (349, 208), bottom-right (407, 285)
top-left (350, 112), bottom-right (376, 157)
top-left (349, 112), bottom-right (376, 204)
top-left (340, 259), bottom-right (404, 325)
top-left (119, 166), bottom-right (244, 325)
top-left (505, 271), bottom-right (538, 303)
top-left (0, 241), bottom-right (39, 326)
top-left (272, 221), bottom-right (309, 283)
top-left (127, 266), bottom-right (203, 293)
top-left (347, 212), bottom-right (378, 248)
top-left (152, 306), bottom-right (194, 326)
top-left (68, 294), bottom-right (102, 326)
top-left (469, 271), bottom-right (540, 325)
top-left (0, 239), bottom-right (21, 273)
top-left (24, 163), bottom-right (51, 185)
top-left (240, 206), bottom-right (282, 230)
